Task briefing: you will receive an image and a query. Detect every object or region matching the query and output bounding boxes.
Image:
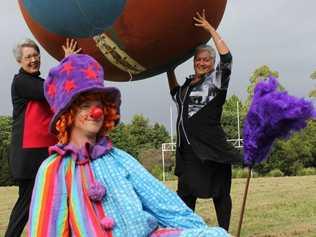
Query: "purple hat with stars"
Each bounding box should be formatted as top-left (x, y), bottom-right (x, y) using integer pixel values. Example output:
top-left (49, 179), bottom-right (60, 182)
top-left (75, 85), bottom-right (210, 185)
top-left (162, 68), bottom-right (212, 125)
top-left (44, 54), bottom-right (121, 134)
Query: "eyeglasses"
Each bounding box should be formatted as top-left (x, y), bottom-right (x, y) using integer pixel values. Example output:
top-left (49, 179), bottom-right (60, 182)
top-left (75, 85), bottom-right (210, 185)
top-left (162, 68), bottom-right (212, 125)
top-left (22, 53), bottom-right (40, 61)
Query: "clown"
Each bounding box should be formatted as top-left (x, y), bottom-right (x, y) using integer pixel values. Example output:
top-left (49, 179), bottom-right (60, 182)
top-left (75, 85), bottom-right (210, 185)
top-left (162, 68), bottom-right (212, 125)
top-left (27, 54), bottom-right (231, 237)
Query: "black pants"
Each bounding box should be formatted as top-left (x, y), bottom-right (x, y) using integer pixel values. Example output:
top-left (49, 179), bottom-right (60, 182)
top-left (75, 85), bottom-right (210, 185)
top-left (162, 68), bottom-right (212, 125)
top-left (177, 192), bottom-right (232, 231)
top-left (5, 179), bottom-right (35, 237)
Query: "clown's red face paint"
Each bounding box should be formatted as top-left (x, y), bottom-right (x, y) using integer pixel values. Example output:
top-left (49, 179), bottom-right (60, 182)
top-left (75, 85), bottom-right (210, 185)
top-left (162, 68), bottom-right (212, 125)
top-left (90, 106), bottom-right (104, 120)
top-left (73, 100), bottom-right (104, 137)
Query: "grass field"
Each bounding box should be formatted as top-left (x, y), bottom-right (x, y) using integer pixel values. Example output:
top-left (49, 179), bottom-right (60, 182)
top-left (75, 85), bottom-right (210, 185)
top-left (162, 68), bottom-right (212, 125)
top-left (1, 175), bottom-right (315, 237)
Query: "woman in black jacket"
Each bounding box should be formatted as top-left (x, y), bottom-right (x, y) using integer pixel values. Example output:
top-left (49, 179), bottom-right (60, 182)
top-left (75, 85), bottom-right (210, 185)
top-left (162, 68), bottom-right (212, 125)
top-left (167, 10), bottom-right (242, 231)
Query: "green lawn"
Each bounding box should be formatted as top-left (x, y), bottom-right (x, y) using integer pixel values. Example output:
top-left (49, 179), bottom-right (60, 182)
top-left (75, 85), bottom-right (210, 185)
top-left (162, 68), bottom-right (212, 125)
top-left (1, 176), bottom-right (316, 236)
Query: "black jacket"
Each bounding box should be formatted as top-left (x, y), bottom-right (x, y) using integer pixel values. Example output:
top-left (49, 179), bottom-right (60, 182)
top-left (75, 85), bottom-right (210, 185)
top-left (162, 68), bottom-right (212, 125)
top-left (9, 68), bottom-right (57, 180)
top-left (171, 53), bottom-right (242, 176)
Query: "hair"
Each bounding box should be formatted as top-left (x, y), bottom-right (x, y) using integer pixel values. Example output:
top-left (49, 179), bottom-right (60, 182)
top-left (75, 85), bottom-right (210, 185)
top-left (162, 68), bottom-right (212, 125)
top-left (55, 92), bottom-right (120, 145)
top-left (13, 38), bottom-right (40, 62)
top-left (193, 44), bottom-right (216, 62)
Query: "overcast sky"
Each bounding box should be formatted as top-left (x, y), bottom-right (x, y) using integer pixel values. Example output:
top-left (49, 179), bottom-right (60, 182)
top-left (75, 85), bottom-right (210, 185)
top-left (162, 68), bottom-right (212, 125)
top-left (0, 1), bottom-right (315, 133)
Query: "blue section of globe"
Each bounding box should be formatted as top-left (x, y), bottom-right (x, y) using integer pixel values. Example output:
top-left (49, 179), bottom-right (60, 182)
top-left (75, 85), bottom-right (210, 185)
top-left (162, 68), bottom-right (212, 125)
top-left (23, 0), bottom-right (126, 38)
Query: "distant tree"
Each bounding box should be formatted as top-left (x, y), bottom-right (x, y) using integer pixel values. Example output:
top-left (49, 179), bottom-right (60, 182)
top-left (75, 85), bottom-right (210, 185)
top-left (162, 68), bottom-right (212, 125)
top-left (148, 123), bottom-right (170, 149)
top-left (109, 114), bottom-right (170, 159)
top-left (309, 70), bottom-right (316, 97)
top-left (246, 65), bottom-right (279, 106)
top-left (222, 95), bottom-right (246, 139)
top-left (0, 116), bottom-right (13, 186)
top-left (128, 114), bottom-right (152, 149)
top-left (109, 122), bottom-right (139, 157)
top-left (301, 120), bottom-right (316, 167)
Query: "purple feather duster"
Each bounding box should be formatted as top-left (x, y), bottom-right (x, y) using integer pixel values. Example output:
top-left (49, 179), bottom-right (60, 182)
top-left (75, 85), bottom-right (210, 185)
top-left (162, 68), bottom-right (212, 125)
top-left (243, 77), bottom-right (316, 167)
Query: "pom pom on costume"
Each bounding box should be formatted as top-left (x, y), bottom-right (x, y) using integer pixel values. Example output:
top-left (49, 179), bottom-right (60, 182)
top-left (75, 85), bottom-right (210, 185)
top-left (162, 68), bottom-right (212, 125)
top-left (100, 217), bottom-right (116, 230)
top-left (88, 181), bottom-right (106, 202)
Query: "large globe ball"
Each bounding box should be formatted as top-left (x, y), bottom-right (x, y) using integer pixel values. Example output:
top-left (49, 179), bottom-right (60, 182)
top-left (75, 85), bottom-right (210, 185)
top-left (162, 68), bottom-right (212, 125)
top-left (19, 0), bottom-right (227, 81)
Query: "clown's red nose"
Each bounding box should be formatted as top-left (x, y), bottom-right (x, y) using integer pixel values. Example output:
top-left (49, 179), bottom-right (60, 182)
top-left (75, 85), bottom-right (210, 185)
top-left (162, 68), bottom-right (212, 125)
top-left (90, 106), bottom-right (103, 120)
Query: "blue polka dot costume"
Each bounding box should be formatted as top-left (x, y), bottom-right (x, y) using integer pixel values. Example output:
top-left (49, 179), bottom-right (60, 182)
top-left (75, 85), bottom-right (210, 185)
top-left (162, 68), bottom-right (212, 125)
top-left (76, 139), bottom-right (229, 236)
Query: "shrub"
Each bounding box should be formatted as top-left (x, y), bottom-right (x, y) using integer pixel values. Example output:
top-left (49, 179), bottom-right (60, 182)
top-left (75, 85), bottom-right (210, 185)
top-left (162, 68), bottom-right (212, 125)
top-left (149, 165), bottom-right (163, 180)
top-left (288, 162), bottom-right (304, 176)
top-left (296, 167), bottom-right (316, 176)
top-left (267, 169), bottom-right (284, 177)
top-left (163, 166), bottom-right (176, 181)
top-left (232, 168), bottom-right (250, 178)
top-left (251, 171), bottom-right (259, 178)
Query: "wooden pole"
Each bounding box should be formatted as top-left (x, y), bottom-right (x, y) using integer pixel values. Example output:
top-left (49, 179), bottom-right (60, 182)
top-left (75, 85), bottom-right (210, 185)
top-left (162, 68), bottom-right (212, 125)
top-left (236, 167), bottom-right (252, 237)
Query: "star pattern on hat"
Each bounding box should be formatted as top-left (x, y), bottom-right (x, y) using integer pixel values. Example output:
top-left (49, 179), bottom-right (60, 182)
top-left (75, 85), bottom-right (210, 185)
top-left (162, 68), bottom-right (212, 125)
top-left (47, 83), bottom-right (56, 97)
top-left (92, 61), bottom-right (101, 70)
top-left (61, 62), bottom-right (74, 75)
top-left (64, 79), bottom-right (76, 92)
top-left (82, 66), bottom-right (98, 80)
